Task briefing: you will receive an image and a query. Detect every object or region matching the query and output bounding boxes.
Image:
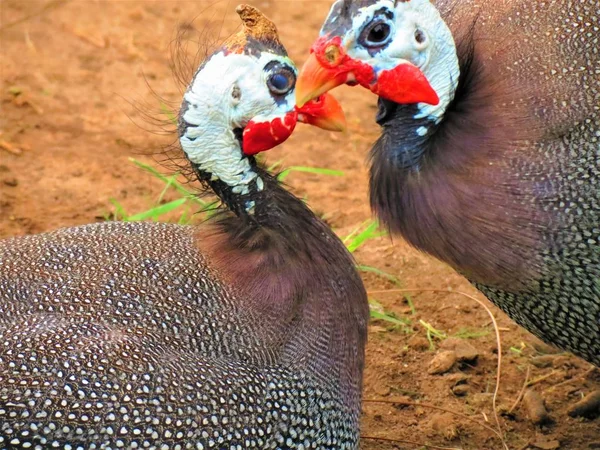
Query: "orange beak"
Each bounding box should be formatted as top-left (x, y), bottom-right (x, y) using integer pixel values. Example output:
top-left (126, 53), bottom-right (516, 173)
top-left (296, 52), bottom-right (353, 108)
top-left (297, 36), bottom-right (439, 108)
top-left (297, 92), bottom-right (347, 132)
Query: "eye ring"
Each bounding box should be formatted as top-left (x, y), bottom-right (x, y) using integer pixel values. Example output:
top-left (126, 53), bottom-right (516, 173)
top-left (359, 19), bottom-right (393, 48)
top-left (265, 63), bottom-right (296, 96)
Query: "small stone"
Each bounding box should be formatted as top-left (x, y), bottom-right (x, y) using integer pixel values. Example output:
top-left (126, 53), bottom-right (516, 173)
top-left (531, 439), bottom-right (560, 449)
top-left (440, 338), bottom-right (479, 362)
top-left (446, 373), bottom-right (470, 385)
top-left (3, 178), bottom-right (18, 187)
top-left (530, 355), bottom-right (557, 368)
top-left (428, 350), bottom-right (457, 375)
top-left (452, 384), bottom-right (469, 396)
top-left (568, 390), bottom-right (600, 418)
top-left (429, 413), bottom-right (458, 440)
top-left (373, 384), bottom-right (391, 397)
top-left (523, 390), bottom-right (550, 425)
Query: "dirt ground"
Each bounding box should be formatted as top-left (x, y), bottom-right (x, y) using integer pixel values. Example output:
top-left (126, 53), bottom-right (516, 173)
top-left (1, 1), bottom-right (599, 449)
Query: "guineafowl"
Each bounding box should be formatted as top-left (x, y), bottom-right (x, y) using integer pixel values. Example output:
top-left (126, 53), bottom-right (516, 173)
top-left (0, 5), bottom-right (368, 448)
top-left (296, 0), bottom-right (600, 365)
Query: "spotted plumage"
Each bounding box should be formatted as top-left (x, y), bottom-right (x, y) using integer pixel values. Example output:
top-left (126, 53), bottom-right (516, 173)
top-left (0, 222), bottom-right (365, 449)
top-left (298, 0), bottom-right (600, 365)
top-left (0, 5), bottom-right (367, 448)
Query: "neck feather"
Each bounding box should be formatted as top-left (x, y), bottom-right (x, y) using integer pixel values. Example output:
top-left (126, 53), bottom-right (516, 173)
top-left (195, 173), bottom-right (369, 411)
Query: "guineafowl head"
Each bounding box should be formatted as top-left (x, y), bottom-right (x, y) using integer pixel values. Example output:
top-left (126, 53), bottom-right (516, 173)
top-left (178, 4), bottom-right (345, 215)
top-left (295, 0), bottom-right (461, 126)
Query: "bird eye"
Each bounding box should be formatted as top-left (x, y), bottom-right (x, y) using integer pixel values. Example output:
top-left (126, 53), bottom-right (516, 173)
top-left (266, 64), bottom-right (296, 95)
top-left (360, 19), bottom-right (392, 48)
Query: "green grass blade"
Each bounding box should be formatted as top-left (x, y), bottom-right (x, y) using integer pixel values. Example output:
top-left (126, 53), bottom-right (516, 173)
top-left (267, 158), bottom-right (284, 172)
top-left (108, 198), bottom-right (128, 221)
top-left (346, 220), bottom-right (386, 253)
top-left (369, 309), bottom-right (410, 326)
top-left (358, 265), bottom-right (402, 285)
top-left (369, 298), bottom-right (411, 330)
top-left (342, 221), bottom-right (368, 244)
top-left (453, 328), bottom-right (490, 339)
top-left (278, 166), bottom-right (344, 182)
top-left (130, 158), bottom-right (209, 208)
top-left (159, 102), bottom-right (178, 125)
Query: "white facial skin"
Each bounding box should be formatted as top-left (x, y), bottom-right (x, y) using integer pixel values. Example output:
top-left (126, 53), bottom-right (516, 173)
top-left (179, 51), bottom-right (296, 197)
top-left (326, 0), bottom-right (460, 125)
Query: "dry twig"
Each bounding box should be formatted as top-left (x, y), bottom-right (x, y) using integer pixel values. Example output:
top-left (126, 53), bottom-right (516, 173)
top-left (508, 364), bottom-right (531, 414)
top-left (0, 0), bottom-right (70, 33)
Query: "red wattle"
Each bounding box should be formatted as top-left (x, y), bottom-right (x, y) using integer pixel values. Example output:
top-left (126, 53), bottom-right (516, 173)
top-left (311, 35), bottom-right (439, 106)
top-left (242, 111), bottom-right (298, 156)
top-left (370, 65), bottom-right (440, 106)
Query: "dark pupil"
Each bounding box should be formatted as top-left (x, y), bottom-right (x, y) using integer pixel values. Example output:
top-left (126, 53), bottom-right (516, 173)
top-left (368, 23), bottom-right (390, 43)
top-left (270, 73), bottom-right (289, 91)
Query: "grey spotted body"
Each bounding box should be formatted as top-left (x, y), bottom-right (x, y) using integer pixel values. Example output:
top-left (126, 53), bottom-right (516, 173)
top-left (0, 222), bottom-right (361, 449)
top-left (461, 0), bottom-right (600, 365)
top-left (478, 115), bottom-right (600, 365)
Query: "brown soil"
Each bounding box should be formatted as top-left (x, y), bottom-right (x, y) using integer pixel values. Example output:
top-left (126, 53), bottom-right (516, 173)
top-left (1, 1), bottom-right (599, 449)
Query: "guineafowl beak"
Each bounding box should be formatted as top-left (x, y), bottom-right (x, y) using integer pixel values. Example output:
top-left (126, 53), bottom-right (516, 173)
top-left (296, 37), bottom-right (356, 107)
top-left (242, 92), bottom-right (346, 155)
top-left (296, 36), bottom-right (439, 107)
top-left (297, 93), bottom-right (346, 132)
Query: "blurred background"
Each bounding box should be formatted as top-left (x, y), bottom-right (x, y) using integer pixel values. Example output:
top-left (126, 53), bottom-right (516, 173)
top-left (1, 1), bottom-right (598, 448)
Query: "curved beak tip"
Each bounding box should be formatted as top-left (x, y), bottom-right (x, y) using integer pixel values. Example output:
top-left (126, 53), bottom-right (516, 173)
top-left (295, 52), bottom-right (348, 108)
top-left (297, 92), bottom-right (347, 133)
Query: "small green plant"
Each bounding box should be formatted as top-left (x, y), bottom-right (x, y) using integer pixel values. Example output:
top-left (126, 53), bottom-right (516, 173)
top-left (343, 220), bottom-right (385, 252)
top-left (105, 158), bottom-right (214, 223)
top-left (369, 298), bottom-right (412, 331)
top-left (418, 320), bottom-right (491, 350)
top-left (340, 221), bottom-right (415, 327)
top-left (419, 320), bottom-right (448, 350)
top-left (510, 342), bottom-right (527, 355)
top-left (278, 166), bottom-right (344, 181)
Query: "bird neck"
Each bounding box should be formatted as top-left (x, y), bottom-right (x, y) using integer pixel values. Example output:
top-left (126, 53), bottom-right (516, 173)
top-left (195, 168), bottom-right (368, 411)
top-left (374, 100), bottom-right (438, 172)
top-left (413, 9), bottom-right (460, 124)
top-left (369, 98), bottom-right (448, 237)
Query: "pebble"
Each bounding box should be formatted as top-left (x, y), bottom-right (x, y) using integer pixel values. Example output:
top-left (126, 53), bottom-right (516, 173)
top-left (523, 389), bottom-right (550, 425)
top-left (428, 350), bottom-right (457, 375)
top-left (452, 384), bottom-right (469, 396)
top-left (568, 390), bottom-right (600, 418)
top-left (440, 337), bottom-right (479, 362)
top-left (429, 413), bottom-right (458, 440)
top-left (531, 439), bottom-right (561, 449)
